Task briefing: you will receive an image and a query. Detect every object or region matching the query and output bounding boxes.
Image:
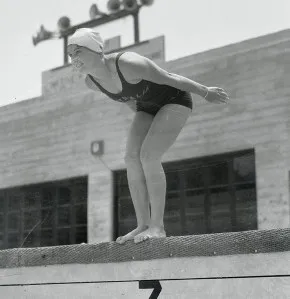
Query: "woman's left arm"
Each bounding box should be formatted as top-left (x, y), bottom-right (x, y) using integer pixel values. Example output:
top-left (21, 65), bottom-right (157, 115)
top-left (120, 52), bottom-right (229, 104)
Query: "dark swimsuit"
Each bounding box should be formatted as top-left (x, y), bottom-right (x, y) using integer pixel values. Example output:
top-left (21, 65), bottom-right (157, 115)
top-left (87, 52), bottom-right (193, 116)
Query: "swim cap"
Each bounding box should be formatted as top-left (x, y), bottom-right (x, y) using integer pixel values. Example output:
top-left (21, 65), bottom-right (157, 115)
top-left (68, 28), bottom-right (104, 53)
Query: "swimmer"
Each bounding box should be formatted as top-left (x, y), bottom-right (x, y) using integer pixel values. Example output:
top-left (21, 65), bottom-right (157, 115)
top-left (67, 28), bottom-right (229, 244)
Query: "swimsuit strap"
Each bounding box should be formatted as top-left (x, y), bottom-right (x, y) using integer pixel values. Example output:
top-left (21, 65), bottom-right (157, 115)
top-left (86, 51), bottom-right (127, 97)
top-left (87, 74), bottom-right (109, 94)
top-left (115, 52), bottom-right (128, 84)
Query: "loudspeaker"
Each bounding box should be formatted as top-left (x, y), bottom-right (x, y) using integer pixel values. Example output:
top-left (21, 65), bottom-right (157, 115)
top-left (140, 0), bottom-right (154, 6)
top-left (122, 0), bottom-right (138, 11)
top-left (57, 16), bottom-right (71, 32)
top-left (89, 4), bottom-right (107, 19)
top-left (107, 0), bottom-right (121, 13)
top-left (32, 25), bottom-right (54, 46)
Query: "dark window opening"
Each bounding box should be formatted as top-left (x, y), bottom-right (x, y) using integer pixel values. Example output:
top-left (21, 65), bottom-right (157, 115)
top-left (0, 176), bottom-right (88, 250)
top-left (113, 149), bottom-right (257, 239)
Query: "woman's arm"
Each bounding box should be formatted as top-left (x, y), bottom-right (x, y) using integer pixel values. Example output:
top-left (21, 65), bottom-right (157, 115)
top-left (162, 72), bottom-right (208, 97)
top-left (119, 52), bottom-right (229, 103)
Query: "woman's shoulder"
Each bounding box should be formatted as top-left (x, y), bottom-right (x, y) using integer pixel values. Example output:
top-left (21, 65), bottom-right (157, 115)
top-left (118, 51), bottom-right (145, 62)
top-left (113, 51), bottom-right (148, 81)
top-left (108, 51), bottom-right (146, 70)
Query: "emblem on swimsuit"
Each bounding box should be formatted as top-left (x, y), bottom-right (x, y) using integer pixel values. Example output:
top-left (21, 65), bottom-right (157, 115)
top-left (120, 85), bottom-right (149, 102)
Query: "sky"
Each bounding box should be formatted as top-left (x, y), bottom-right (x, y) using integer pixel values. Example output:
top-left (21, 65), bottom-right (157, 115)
top-left (0, 0), bottom-right (289, 107)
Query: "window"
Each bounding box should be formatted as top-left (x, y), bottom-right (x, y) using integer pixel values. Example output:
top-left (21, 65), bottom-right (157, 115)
top-left (0, 176), bottom-right (88, 250)
top-left (113, 150), bottom-right (257, 238)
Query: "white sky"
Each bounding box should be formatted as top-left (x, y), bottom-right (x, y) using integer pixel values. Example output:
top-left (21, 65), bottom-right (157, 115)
top-left (0, 0), bottom-right (289, 107)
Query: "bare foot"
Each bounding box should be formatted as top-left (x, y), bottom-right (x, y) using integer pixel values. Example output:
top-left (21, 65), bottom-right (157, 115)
top-left (134, 226), bottom-right (166, 244)
top-left (116, 226), bottom-right (148, 244)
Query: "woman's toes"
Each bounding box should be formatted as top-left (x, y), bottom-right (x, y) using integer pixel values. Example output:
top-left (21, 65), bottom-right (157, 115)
top-left (116, 237), bottom-right (125, 244)
top-left (141, 235), bottom-right (150, 242)
top-left (134, 235), bottom-right (142, 243)
top-left (134, 234), bottom-right (148, 243)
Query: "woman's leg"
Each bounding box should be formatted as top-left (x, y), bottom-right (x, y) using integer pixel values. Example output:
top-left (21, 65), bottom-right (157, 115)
top-left (134, 104), bottom-right (191, 243)
top-left (116, 111), bottom-right (154, 244)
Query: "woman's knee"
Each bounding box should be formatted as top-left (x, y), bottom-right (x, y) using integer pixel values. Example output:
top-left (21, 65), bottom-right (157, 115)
top-left (140, 146), bottom-right (162, 164)
top-left (124, 150), bottom-right (142, 165)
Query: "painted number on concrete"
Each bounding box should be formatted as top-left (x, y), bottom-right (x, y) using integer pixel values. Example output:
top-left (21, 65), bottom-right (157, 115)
top-left (139, 280), bottom-right (162, 298)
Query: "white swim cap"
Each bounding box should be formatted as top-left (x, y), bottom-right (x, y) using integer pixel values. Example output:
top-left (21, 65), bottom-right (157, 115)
top-left (68, 28), bottom-right (104, 53)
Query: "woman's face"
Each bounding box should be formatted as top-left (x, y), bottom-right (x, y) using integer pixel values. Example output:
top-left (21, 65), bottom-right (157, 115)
top-left (67, 44), bottom-right (101, 73)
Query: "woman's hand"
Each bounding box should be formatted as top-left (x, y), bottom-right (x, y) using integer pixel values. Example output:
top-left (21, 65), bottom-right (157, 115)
top-left (204, 87), bottom-right (229, 104)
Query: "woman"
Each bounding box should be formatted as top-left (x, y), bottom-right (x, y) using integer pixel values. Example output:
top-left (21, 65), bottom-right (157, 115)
top-left (67, 28), bottom-right (229, 245)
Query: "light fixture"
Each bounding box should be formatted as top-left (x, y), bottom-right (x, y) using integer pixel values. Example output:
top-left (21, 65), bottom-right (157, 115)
top-left (91, 140), bottom-right (104, 156)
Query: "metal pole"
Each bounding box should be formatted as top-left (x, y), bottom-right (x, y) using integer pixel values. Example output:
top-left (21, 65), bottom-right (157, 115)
top-left (133, 11), bottom-right (140, 43)
top-left (64, 36), bottom-right (68, 64)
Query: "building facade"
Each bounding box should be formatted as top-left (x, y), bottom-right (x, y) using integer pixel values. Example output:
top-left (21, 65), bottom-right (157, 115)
top-left (0, 29), bottom-right (289, 249)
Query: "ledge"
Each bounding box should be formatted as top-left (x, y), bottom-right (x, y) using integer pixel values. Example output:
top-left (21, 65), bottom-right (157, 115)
top-left (0, 228), bottom-right (289, 269)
